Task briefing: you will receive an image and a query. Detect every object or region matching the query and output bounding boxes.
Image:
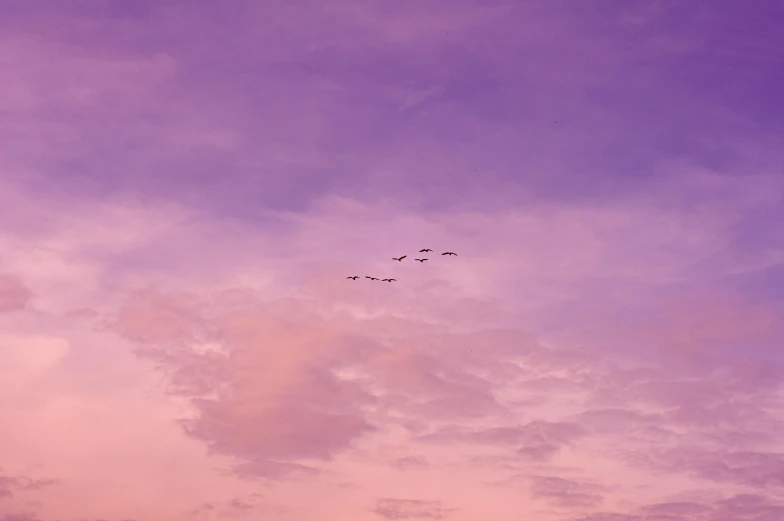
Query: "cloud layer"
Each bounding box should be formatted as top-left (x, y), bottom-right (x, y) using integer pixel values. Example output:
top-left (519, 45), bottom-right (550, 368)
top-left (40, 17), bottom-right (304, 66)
top-left (1, 1), bottom-right (784, 520)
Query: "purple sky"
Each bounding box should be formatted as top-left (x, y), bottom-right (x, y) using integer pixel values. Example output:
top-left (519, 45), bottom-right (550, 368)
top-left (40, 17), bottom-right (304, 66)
top-left (1, 1), bottom-right (784, 520)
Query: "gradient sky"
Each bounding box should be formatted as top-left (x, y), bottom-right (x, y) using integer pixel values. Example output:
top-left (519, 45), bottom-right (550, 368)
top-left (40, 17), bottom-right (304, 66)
top-left (1, 1), bottom-right (784, 520)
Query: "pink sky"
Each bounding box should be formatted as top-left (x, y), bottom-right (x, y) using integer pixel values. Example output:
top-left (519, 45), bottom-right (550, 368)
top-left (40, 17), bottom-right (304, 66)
top-left (2, 1), bottom-right (784, 520)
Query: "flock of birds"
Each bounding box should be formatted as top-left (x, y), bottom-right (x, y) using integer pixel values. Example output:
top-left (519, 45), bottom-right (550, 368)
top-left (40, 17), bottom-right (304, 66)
top-left (347, 248), bottom-right (458, 282)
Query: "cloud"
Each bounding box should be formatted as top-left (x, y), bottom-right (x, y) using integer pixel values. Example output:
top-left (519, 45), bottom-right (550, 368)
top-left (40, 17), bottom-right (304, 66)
top-left (392, 456), bottom-right (429, 470)
top-left (0, 0), bottom-right (782, 519)
top-left (1, 164), bottom-right (784, 519)
top-left (0, 275), bottom-right (32, 312)
top-left (636, 501), bottom-right (711, 517)
top-left (529, 476), bottom-right (606, 508)
top-left (111, 285), bottom-right (523, 477)
top-left (227, 498), bottom-right (252, 512)
top-left (639, 447), bottom-right (784, 488)
top-left (0, 515), bottom-right (43, 521)
top-left (186, 494), bottom-right (268, 519)
top-left (372, 498), bottom-right (455, 520)
top-left (574, 493), bottom-right (784, 521)
top-left (574, 514), bottom-right (640, 521)
top-left (416, 420), bottom-right (586, 463)
top-left (0, 471), bottom-right (57, 499)
top-left (711, 494), bottom-right (784, 521)
top-left (110, 289), bottom-right (390, 476)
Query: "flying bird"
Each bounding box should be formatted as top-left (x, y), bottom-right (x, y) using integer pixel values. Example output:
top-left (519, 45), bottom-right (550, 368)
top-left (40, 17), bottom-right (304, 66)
top-left (347, 276), bottom-right (359, 280)
top-left (441, 252), bottom-right (457, 256)
top-left (366, 276), bottom-right (379, 280)
top-left (381, 278), bottom-right (396, 282)
top-left (419, 248), bottom-right (432, 252)
top-left (392, 255), bottom-right (407, 261)
top-left (414, 258), bottom-right (428, 262)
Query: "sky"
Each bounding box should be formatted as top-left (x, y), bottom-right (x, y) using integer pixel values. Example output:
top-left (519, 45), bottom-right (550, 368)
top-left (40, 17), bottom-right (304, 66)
top-left (1, 1), bottom-right (784, 520)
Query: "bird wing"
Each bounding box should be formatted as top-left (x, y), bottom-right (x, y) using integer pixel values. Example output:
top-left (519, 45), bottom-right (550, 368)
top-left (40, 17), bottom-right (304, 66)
top-left (400, 255), bottom-right (407, 259)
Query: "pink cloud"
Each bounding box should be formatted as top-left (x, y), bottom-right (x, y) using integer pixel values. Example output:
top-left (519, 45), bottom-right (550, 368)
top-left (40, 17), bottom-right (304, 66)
top-left (0, 471), bottom-right (57, 500)
top-left (116, 306), bottom-right (379, 473)
top-left (711, 494), bottom-right (784, 520)
top-left (574, 514), bottom-right (640, 521)
top-left (1, 165), bottom-right (783, 520)
top-left (0, 1), bottom-right (781, 521)
top-left (0, 275), bottom-right (32, 312)
top-left (392, 456), bottom-right (430, 470)
top-left (416, 420), bottom-right (586, 464)
top-left (372, 498), bottom-right (456, 520)
top-left (637, 501), bottom-right (711, 517)
top-left (0, 515), bottom-right (43, 521)
top-left (574, 493), bottom-right (784, 521)
top-left (528, 475), bottom-right (606, 509)
top-left (638, 447), bottom-right (784, 489)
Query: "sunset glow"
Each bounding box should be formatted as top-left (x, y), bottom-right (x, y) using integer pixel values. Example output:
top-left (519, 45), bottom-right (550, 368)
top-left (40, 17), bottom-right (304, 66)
top-left (1, 2), bottom-right (784, 520)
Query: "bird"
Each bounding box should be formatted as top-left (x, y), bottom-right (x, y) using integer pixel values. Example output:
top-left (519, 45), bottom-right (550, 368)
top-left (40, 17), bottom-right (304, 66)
top-left (347, 276), bottom-right (359, 280)
top-left (414, 258), bottom-right (428, 262)
top-left (381, 278), bottom-right (396, 282)
top-left (366, 276), bottom-right (379, 280)
top-left (441, 252), bottom-right (457, 256)
top-left (392, 255), bottom-right (407, 261)
top-left (419, 248), bottom-right (432, 252)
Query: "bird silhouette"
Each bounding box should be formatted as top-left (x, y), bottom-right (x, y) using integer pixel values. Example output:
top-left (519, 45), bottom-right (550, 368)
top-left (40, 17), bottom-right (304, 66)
top-left (347, 276), bottom-right (359, 280)
top-left (392, 255), bottom-right (407, 261)
top-left (381, 278), bottom-right (397, 282)
top-left (441, 252), bottom-right (457, 256)
top-left (419, 248), bottom-right (432, 252)
top-left (366, 276), bottom-right (379, 280)
top-left (414, 258), bottom-right (428, 262)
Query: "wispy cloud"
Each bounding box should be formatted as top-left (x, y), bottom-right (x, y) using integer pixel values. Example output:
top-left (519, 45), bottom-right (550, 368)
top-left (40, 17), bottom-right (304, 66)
top-left (372, 498), bottom-right (456, 520)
